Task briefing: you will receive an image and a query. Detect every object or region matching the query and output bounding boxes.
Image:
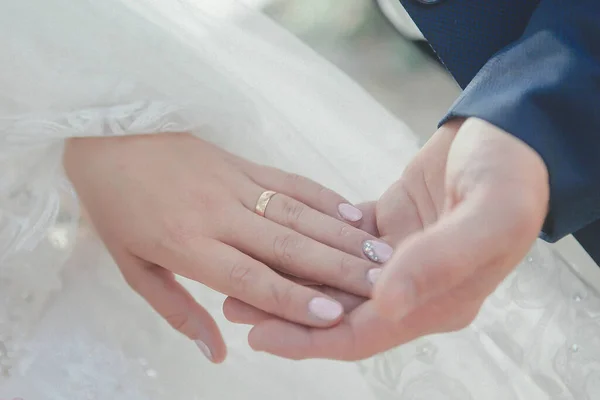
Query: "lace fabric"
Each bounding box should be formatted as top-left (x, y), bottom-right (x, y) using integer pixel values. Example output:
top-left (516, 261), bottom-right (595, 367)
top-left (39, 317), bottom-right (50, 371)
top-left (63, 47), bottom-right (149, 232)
top-left (360, 242), bottom-right (600, 399)
top-left (0, 100), bottom-right (196, 384)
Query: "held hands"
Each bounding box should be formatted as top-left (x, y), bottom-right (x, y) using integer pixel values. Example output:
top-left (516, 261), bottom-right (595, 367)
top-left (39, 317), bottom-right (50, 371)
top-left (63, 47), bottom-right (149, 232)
top-left (64, 116), bottom-right (549, 362)
top-left (63, 133), bottom-right (390, 363)
top-left (224, 118), bottom-right (550, 360)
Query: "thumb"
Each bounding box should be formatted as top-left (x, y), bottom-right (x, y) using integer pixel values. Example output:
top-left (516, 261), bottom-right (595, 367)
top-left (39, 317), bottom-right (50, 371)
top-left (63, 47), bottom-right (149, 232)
top-left (373, 189), bottom-right (541, 321)
top-left (117, 252), bottom-right (227, 363)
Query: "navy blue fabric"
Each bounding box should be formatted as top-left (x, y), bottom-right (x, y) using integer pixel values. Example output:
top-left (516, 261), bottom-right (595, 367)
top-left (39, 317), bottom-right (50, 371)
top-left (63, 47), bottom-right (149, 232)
top-left (399, 0), bottom-right (600, 263)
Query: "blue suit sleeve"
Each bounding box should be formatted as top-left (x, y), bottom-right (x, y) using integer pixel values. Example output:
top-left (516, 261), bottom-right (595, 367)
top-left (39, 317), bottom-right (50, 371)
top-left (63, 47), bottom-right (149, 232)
top-left (441, 0), bottom-right (600, 242)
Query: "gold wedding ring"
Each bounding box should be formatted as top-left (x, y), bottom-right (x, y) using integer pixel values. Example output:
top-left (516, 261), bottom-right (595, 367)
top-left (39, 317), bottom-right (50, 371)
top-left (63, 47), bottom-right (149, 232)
top-left (255, 190), bottom-right (278, 217)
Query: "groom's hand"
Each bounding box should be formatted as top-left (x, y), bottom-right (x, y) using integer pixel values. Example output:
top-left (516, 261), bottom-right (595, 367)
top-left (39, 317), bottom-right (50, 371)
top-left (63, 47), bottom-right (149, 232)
top-left (223, 118), bottom-right (550, 360)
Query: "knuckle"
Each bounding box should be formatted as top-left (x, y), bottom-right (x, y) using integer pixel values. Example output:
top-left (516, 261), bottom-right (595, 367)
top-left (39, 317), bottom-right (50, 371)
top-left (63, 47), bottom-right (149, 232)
top-left (282, 199), bottom-right (306, 228)
top-left (228, 262), bottom-right (255, 291)
top-left (164, 311), bottom-right (192, 333)
top-left (269, 282), bottom-right (296, 313)
top-left (193, 190), bottom-right (219, 210)
top-left (336, 224), bottom-right (354, 239)
top-left (307, 176), bottom-right (342, 205)
top-left (316, 184), bottom-right (336, 202)
top-left (162, 217), bottom-right (201, 248)
top-left (272, 234), bottom-right (303, 268)
top-left (181, 183), bottom-right (224, 216)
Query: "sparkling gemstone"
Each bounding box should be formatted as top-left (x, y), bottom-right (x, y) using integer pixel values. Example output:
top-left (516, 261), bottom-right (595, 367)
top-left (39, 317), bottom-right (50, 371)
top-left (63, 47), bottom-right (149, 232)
top-left (146, 369), bottom-right (158, 378)
top-left (48, 228), bottom-right (70, 249)
top-left (362, 242), bottom-right (379, 262)
top-left (415, 342), bottom-right (438, 364)
top-left (571, 344), bottom-right (580, 353)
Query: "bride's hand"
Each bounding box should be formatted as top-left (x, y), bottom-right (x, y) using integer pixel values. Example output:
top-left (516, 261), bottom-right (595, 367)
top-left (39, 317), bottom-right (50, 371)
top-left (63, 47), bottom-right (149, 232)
top-left (63, 132), bottom-right (390, 363)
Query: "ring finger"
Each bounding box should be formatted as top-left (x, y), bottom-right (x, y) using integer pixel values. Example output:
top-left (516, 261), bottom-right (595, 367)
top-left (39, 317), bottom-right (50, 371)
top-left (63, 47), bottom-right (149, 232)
top-left (226, 210), bottom-right (380, 298)
top-left (258, 192), bottom-right (392, 263)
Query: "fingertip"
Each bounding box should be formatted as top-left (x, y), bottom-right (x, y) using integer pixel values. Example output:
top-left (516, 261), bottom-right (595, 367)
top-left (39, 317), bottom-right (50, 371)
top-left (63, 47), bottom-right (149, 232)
top-left (307, 297), bottom-right (344, 325)
top-left (362, 240), bottom-right (394, 263)
top-left (222, 297), bottom-right (272, 325)
top-left (222, 296), bottom-right (241, 321)
top-left (211, 344), bottom-right (228, 364)
top-left (247, 322), bottom-right (273, 352)
top-left (337, 203), bottom-right (364, 223)
top-left (117, 258), bottom-right (227, 363)
top-left (194, 339), bottom-right (216, 363)
top-left (212, 348), bottom-right (228, 364)
top-left (191, 314), bottom-right (227, 364)
top-left (247, 325), bottom-right (265, 352)
top-left (248, 321), bottom-right (311, 360)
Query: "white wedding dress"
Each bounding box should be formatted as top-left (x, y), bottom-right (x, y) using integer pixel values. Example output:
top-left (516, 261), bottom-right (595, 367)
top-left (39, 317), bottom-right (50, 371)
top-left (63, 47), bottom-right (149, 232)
top-left (1, 1), bottom-right (599, 399)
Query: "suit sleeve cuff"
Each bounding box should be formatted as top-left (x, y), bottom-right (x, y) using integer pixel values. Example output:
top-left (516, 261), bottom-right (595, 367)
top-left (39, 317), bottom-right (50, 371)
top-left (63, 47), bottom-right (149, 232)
top-left (439, 40), bottom-right (600, 242)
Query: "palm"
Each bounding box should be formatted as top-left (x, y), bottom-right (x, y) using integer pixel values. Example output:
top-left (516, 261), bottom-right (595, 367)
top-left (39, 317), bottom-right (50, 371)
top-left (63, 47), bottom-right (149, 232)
top-left (375, 120), bottom-right (454, 244)
top-left (279, 127), bottom-right (485, 359)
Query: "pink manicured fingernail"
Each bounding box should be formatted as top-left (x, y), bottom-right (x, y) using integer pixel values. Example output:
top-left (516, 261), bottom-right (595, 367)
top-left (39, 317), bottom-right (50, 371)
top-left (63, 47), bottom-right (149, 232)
top-left (309, 298), bottom-right (344, 321)
top-left (368, 268), bottom-right (383, 284)
top-left (338, 203), bottom-right (363, 222)
top-left (363, 240), bottom-right (394, 263)
top-left (195, 339), bottom-right (214, 362)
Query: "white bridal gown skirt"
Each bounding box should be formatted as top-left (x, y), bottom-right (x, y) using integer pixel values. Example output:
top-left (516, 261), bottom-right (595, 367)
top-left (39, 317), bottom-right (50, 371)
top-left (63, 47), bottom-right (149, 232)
top-left (0, 1), bottom-right (599, 399)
